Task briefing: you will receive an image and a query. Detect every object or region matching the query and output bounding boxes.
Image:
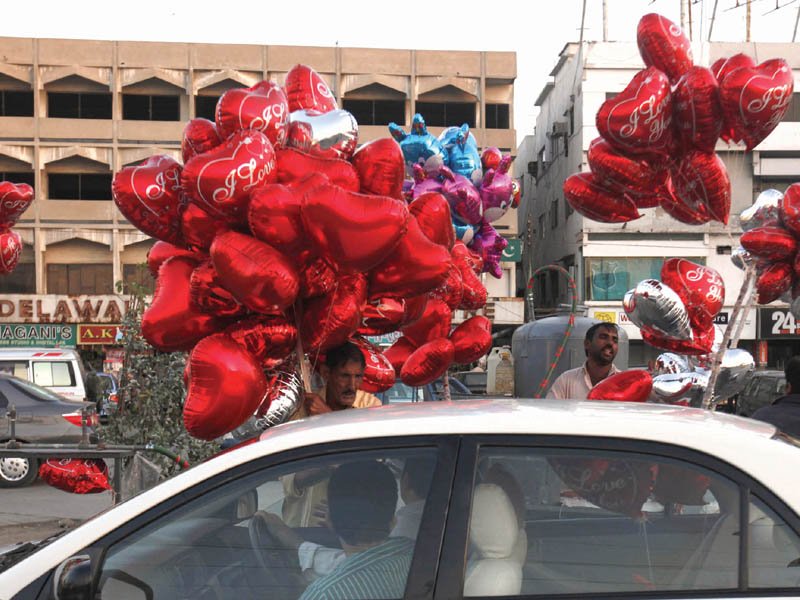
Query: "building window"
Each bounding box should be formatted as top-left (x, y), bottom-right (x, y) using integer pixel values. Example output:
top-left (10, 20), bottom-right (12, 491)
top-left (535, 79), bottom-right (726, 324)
top-left (195, 96), bottom-right (219, 121)
top-left (565, 195), bottom-right (574, 218)
top-left (122, 263), bottom-right (154, 295)
top-left (0, 90), bottom-right (33, 117)
top-left (415, 102), bottom-right (475, 127)
top-left (782, 94), bottom-right (800, 122)
top-left (0, 262), bottom-right (35, 293)
top-left (753, 178), bottom-right (796, 200)
top-left (585, 257), bottom-right (706, 301)
top-left (485, 103), bottom-right (510, 129)
top-left (538, 214), bottom-right (546, 240)
top-left (0, 172), bottom-right (34, 189)
top-left (48, 92), bottom-right (112, 119)
top-left (122, 94), bottom-right (180, 121)
top-left (342, 99), bottom-right (404, 126)
top-left (568, 105), bottom-right (575, 135)
top-left (551, 199), bottom-right (559, 229)
top-left (47, 264), bottom-right (113, 294)
top-left (538, 146), bottom-right (547, 173)
top-left (48, 173), bottom-right (113, 200)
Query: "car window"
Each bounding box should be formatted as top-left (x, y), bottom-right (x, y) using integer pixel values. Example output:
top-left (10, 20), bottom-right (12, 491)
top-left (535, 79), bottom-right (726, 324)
top-left (96, 447), bottom-right (438, 600)
top-left (0, 361), bottom-right (27, 380)
top-left (749, 495), bottom-right (800, 588)
top-left (464, 446), bottom-right (742, 596)
top-left (32, 361), bottom-right (75, 387)
top-left (6, 378), bottom-right (66, 402)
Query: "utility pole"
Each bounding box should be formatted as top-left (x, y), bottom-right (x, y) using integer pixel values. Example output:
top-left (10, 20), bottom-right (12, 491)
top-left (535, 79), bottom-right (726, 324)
top-left (746, 0), bottom-right (752, 42)
top-left (603, 0), bottom-right (608, 41)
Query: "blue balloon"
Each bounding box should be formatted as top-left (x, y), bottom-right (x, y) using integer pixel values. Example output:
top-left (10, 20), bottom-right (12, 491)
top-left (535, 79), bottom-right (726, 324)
top-left (438, 124), bottom-right (481, 181)
top-left (454, 222), bottom-right (476, 245)
top-left (389, 113), bottom-right (447, 175)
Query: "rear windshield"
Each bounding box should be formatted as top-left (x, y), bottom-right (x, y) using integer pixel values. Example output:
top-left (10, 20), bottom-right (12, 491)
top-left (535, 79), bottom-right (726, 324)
top-left (8, 377), bottom-right (68, 402)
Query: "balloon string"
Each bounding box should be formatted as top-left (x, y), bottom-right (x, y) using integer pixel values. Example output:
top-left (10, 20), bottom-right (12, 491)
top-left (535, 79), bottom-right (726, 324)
top-left (293, 299), bottom-right (312, 393)
top-left (307, 280), bottom-right (341, 381)
top-left (529, 265), bottom-right (578, 398)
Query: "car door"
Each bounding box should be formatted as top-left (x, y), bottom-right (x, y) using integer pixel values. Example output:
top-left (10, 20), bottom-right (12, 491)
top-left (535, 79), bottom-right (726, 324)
top-left (23, 436), bottom-right (459, 600)
top-left (433, 435), bottom-right (800, 599)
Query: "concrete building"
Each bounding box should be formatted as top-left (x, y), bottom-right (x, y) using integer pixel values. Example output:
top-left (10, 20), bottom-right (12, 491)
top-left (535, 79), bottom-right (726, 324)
top-left (516, 41), bottom-right (800, 368)
top-left (0, 37), bottom-right (520, 362)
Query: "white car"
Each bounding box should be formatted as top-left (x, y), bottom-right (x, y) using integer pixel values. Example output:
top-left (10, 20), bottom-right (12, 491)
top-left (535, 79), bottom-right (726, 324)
top-left (2, 399), bottom-right (800, 599)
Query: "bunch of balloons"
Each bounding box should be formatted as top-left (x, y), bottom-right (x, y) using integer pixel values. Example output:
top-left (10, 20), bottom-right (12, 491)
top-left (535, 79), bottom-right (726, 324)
top-left (112, 64), bottom-right (493, 441)
top-left (564, 13), bottom-right (793, 226)
top-left (389, 115), bottom-right (519, 278)
top-left (0, 182), bottom-right (33, 275)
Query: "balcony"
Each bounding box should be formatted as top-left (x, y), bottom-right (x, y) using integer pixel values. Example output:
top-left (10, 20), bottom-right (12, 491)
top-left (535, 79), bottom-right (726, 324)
top-left (0, 117), bottom-right (35, 140)
top-left (39, 118), bottom-right (113, 141)
top-left (118, 120), bottom-right (184, 144)
top-left (38, 199), bottom-right (115, 222)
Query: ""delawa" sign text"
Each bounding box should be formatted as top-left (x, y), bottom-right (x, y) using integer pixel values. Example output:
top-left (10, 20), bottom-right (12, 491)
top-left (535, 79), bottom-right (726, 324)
top-left (0, 295), bottom-right (130, 324)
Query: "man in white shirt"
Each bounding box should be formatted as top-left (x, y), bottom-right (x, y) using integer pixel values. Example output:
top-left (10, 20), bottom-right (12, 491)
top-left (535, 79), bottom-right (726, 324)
top-left (546, 322), bottom-right (620, 400)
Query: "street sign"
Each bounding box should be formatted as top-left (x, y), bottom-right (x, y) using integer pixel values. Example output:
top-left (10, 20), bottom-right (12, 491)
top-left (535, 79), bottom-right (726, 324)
top-left (0, 323), bottom-right (76, 347)
top-left (501, 239), bottom-right (522, 263)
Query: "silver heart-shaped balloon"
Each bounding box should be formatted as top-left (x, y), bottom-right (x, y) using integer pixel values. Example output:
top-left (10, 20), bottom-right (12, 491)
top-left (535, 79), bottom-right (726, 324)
top-left (287, 109), bottom-right (359, 160)
top-left (652, 352), bottom-right (690, 376)
top-left (652, 371), bottom-right (708, 406)
top-left (740, 188), bottom-right (782, 231)
top-left (713, 348), bottom-right (755, 402)
top-left (731, 245), bottom-right (755, 271)
top-left (623, 279), bottom-right (693, 341)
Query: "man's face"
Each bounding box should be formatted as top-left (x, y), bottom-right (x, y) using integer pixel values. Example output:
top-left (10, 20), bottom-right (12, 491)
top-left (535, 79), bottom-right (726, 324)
top-left (585, 326), bottom-right (619, 366)
top-left (325, 359), bottom-right (365, 409)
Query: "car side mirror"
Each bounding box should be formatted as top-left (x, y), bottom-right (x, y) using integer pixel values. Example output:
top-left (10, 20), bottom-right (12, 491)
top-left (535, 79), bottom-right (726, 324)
top-left (54, 555), bottom-right (93, 600)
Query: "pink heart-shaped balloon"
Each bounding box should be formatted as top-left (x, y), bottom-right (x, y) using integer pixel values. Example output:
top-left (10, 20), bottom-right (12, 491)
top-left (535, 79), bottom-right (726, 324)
top-left (189, 259), bottom-right (247, 318)
top-left (301, 182), bottom-right (409, 272)
top-left (673, 66), bottom-right (723, 153)
top-left (142, 256), bottom-right (226, 352)
top-left (636, 13), bottom-right (693, 83)
top-left (284, 64), bottom-right (338, 113)
top-left (225, 315), bottom-right (298, 369)
top-left (410, 192), bottom-right (455, 250)
top-left (741, 226), bottom-right (798, 261)
top-left (450, 315), bottom-right (492, 364)
top-left (719, 58), bottom-right (794, 150)
top-left (400, 338), bottom-right (454, 387)
top-left (0, 229), bottom-right (22, 275)
top-left (358, 297), bottom-right (406, 336)
top-left (248, 184), bottom-right (307, 256)
top-left (182, 129), bottom-right (277, 222)
top-left (276, 147), bottom-right (360, 192)
top-left (401, 298), bottom-right (452, 347)
top-left (779, 183), bottom-right (800, 237)
top-left (301, 274), bottom-right (367, 353)
top-left (757, 262), bottom-right (793, 304)
top-left (210, 231), bottom-right (299, 313)
top-left (147, 240), bottom-right (203, 276)
top-left (587, 370), bottom-right (653, 403)
top-left (112, 155), bottom-right (186, 245)
top-left (286, 109), bottom-right (359, 160)
top-left (671, 150), bottom-right (730, 225)
top-left (180, 201), bottom-right (231, 251)
top-left (587, 138), bottom-right (668, 207)
top-left (596, 67), bottom-right (674, 157)
top-left (352, 138), bottom-right (405, 199)
top-left (0, 182), bottom-right (34, 229)
top-left (181, 118), bottom-right (223, 163)
top-left (661, 258), bottom-right (725, 331)
top-left (215, 81), bottom-right (289, 147)
top-left (184, 333), bottom-right (267, 441)
top-left (563, 172), bottom-right (641, 223)
top-left (383, 336), bottom-right (418, 374)
top-left (351, 336), bottom-right (396, 394)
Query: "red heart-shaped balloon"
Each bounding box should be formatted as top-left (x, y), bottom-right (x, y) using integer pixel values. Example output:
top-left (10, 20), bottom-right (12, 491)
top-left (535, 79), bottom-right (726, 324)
top-left (383, 336), bottom-right (418, 373)
top-left (276, 147), bottom-right (360, 192)
top-left (450, 315), bottom-right (492, 364)
top-left (180, 201), bottom-right (231, 251)
top-left (637, 13), bottom-right (693, 82)
top-left (369, 217), bottom-right (452, 298)
top-left (452, 242), bottom-right (488, 310)
top-left (0, 229), bottom-right (22, 275)
top-left (225, 315), bottom-right (298, 369)
top-left (401, 298), bottom-right (452, 347)
top-left (147, 240), bottom-right (203, 276)
top-left (182, 129), bottom-right (277, 222)
top-left (671, 150), bottom-right (730, 225)
top-left (779, 183), bottom-right (800, 237)
top-left (190, 259), bottom-right (247, 318)
top-left (400, 338), bottom-right (454, 387)
top-left (351, 336), bottom-right (396, 393)
top-left (642, 327), bottom-right (714, 356)
top-left (210, 231), bottom-right (299, 313)
top-left (248, 183), bottom-right (308, 256)
top-left (587, 138), bottom-right (668, 207)
top-left (0, 182), bottom-right (33, 229)
top-left (659, 183), bottom-right (711, 224)
top-left (661, 258), bottom-right (725, 331)
top-left (215, 81), bottom-right (289, 147)
top-left (297, 254), bottom-right (337, 300)
top-left (184, 333), bottom-right (267, 441)
top-left (351, 138), bottom-right (406, 199)
top-left (587, 370), bottom-right (653, 403)
top-left (429, 267), bottom-right (463, 310)
top-left (113, 155), bottom-right (186, 245)
top-left (712, 53), bottom-right (756, 84)
top-left (302, 183), bottom-right (409, 272)
top-left (673, 66), bottom-right (723, 153)
top-left (181, 118), bottom-right (223, 163)
top-left (481, 147), bottom-right (503, 172)
top-left (410, 192), bottom-right (456, 250)
top-left (596, 67), bottom-right (674, 157)
top-left (358, 297), bottom-right (406, 336)
top-left (741, 226), bottom-right (798, 261)
top-left (563, 172), bottom-right (641, 223)
top-left (400, 294), bottom-right (429, 326)
top-left (142, 256), bottom-right (226, 352)
top-left (284, 64), bottom-right (338, 113)
top-left (757, 261), bottom-right (794, 304)
top-left (301, 274), bottom-right (367, 353)
top-left (719, 58), bottom-right (794, 150)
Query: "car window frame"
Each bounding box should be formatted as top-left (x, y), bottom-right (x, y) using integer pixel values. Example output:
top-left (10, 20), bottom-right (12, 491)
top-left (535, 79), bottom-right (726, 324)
top-left (30, 434), bottom-right (460, 600)
top-left (433, 434), bottom-right (800, 600)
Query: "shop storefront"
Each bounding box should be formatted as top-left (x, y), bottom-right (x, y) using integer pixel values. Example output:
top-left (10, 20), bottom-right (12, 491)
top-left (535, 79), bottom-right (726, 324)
top-left (757, 307), bottom-right (800, 369)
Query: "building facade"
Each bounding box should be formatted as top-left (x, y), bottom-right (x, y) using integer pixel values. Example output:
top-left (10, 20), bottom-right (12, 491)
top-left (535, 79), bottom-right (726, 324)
top-left (0, 37), bottom-right (520, 363)
top-left (516, 41), bottom-right (800, 368)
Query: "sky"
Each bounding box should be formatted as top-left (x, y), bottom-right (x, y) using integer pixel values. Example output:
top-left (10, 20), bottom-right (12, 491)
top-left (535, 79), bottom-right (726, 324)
top-left (2, 0), bottom-right (799, 142)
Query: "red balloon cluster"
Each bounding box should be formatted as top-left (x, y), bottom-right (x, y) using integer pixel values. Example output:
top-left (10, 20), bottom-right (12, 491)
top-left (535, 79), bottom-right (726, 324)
top-left (114, 65), bottom-right (490, 440)
top-left (0, 182), bottom-right (33, 275)
top-left (563, 13), bottom-right (793, 227)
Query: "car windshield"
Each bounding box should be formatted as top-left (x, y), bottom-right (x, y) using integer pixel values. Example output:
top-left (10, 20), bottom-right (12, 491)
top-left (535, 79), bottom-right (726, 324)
top-left (7, 377), bottom-right (68, 402)
top-left (0, 529), bottom-right (69, 573)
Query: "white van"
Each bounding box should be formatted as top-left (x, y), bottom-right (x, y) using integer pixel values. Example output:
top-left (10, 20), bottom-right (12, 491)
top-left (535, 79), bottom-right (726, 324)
top-left (0, 348), bottom-right (87, 402)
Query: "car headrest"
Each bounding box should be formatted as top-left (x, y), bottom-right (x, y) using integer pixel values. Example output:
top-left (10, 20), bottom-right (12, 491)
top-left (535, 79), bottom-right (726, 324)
top-left (469, 483), bottom-right (519, 559)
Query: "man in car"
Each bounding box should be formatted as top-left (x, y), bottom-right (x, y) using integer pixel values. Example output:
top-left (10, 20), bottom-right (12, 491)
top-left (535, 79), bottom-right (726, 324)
top-left (752, 355), bottom-right (800, 438)
top-left (546, 323), bottom-right (620, 400)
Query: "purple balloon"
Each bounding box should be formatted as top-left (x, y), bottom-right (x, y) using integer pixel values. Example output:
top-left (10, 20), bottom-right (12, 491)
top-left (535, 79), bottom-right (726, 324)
top-left (441, 167), bottom-right (483, 225)
top-left (479, 155), bottom-right (514, 223)
top-left (469, 220), bottom-right (508, 279)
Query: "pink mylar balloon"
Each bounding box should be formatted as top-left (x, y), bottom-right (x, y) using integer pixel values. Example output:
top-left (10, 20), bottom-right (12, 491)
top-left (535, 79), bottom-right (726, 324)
top-left (757, 262), bottom-right (793, 305)
top-left (587, 138), bottom-right (668, 207)
top-left (184, 333), bottom-right (267, 441)
top-left (410, 192), bottom-right (456, 250)
top-left (248, 184), bottom-right (307, 256)
top-left (352, 138), bottom-right (405, 199)
top-left (181, 118), bottom-right (223, 163)
top-left (671, 150), bottom-right (730, 225)
top-left (441, 168), bottom-right (483, 225)
top-left (210, 231), bottom-right (299, 313)
top-left (563, 172), bottom-right (641, 223)
top-left (718, 58), bottom-right (794, 151)
top-left (351, 336), bottom-right (396, 394)
top-left (383, 336), bottom-right (418, 374)
top-left (301, 274), bottom-right (367, 353)
top-left (0, 182), bottom-right (34, 229)
top-left (299, 255), bottom-right (337, 299)
top-left (215, 81), bottom-right (289, 147)
top-left (587, 370), bottom-right (653, 403)
top-left (112, 155), bottom-right (186, 246)
top-left (741, 226), bottom-right (798, 262)
top-left (636, 13), bottom-right (693, 83)
top-left (450, 315), bottom-right (492, 364)
top-left (180, 201), bottom-right (231, 251)
top-left (276, 147), bottom-right (360, 192)
top-left (401, 338), bottom-right (455, 387)
top-left (358, 297), bottom-right (406, 336)
top-left (189, 259), bottom-right (247, 318)
top-left (596, 67), bottom-right (674, 157)
top-left (0, 229), bottom-right (22, 275)
top-left (225, 315), bottom-right (298, 369)
top-left (429, 266), bottom-right (464, 311)
top-left (673, 66), bottom-right (723, 153)
top-left (284, 64), bottom-right (338, 114)
top-left (147, 240), bottom-right (203, 277)
top-left (401, 298), bottom-right (452, 347)
top-left (302, 182), bottom-right (409, 272)
top-left (142, 256), bottom-right (226, 352)
top-left (779, 183), bottom-right (800, 237)
top-left (660, 258), bottom-right (724, 332)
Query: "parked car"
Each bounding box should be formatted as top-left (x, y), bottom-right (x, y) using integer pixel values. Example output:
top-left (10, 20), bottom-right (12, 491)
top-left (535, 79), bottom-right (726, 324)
top-left (0, 348), bottom-right (87, 402)
top-left (3, 399), bottom-right (800, 599)
top-left (376, 377), bottom-right (472, 404)
top-left (0, 373), bottom-right (96, 488)
top-left (95, 372), bottom-right (119, 423)
top-left (453, 370), bottom-right (487, 394)
top-left (736, 370), bottom-right (786, 417)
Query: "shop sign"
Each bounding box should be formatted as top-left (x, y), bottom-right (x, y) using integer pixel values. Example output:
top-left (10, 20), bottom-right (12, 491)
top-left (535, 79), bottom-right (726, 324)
top-left (78, 324), bottom-right (123, 345)
top-left (366, 331), bottom-right (402, 347)
top-left (713, 312), bottom-right (729, 325)
top-left (0, 323), bottom-right (76, 347)
top-left (0, 295), bottom-right (129, 324)
top-left (758, 308), bottom-right (800, 338)
top-left (593, 311), bottom-right (616, 324)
